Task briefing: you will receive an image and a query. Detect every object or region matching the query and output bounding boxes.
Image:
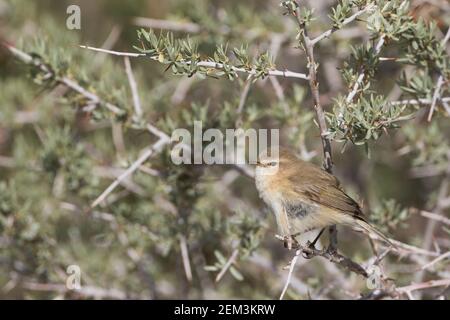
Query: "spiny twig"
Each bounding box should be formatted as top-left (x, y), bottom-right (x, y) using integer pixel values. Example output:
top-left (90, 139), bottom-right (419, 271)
top-left (427, 26), bottom-right (450, 121)
top-left (124, 56), bottom-right (143, 119)
top-left (290, 1), bottom-right (337, 252)
top-left (279, 249), bottom-right (301, 300)
top-left (179, 234), bottom-right (193, 282)
top-left (396, 278), bottom-right (450, 298)
top-left (275, 235), bottom-right (368, 278)
top-left (311, 4), bottom-right (376, 45)
top-left (346, 35), bottom-right (386, 103)
top-left (3, 43), bottom-right (123, 115)
top-left (390, 96), bottom-right (450, 106)
top-left (420, 251), bottom-right (450, 271)
top-left (215, 249), bottom-right (239, 283)
top-left (90, 138), bottom-right (170, 208)
top-left (133, 16), bottom-right (286, 42)
top-left (79, 45), bottom-right (309, 81)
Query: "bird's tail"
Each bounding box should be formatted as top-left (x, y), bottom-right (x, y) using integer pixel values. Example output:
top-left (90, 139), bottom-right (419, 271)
top-left (352, 216), bottom-right (395, 248)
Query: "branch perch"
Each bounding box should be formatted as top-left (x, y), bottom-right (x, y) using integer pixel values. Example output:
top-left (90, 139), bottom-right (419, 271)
top-left (79, 45), bottom-right (309, 81)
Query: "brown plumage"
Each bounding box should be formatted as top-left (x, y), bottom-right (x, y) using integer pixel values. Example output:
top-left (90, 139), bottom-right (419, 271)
top-left (255, 147), bottom-right (392, 246)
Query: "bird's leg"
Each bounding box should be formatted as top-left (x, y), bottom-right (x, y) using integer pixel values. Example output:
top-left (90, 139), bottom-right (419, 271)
top-left (306, 228), bottom-right (325, 249)
top-left (327, 226), bottom-right (338, 254)
top-left (283, 235), bottom-right (299, 250)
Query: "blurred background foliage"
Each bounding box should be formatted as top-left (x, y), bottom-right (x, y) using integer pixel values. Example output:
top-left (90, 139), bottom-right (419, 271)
top-left (0, 0), bottom-right (449, 299)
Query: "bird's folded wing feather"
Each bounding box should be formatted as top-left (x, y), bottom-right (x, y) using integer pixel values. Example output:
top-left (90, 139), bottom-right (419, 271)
top-left (288, 167), bottom-right (363, 217)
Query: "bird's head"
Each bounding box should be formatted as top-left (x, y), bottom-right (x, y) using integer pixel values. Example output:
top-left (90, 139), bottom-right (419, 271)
top-left (256, 147), bottom-right (298, 176)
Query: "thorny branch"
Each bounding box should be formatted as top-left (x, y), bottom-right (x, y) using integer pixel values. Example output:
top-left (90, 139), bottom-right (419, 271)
top-left (311, 4), bottom-right (375, 45)
top-left (291, 4), bottom-right (333, 173)
top-left (275, 235), bottom-right (368, 277)
top-left (427, 26), bottom-right (450, 121)
top-left (288, 1), bottom-right (339, 261)
top-left (3, 43), bottom-right (124, 115)
top-left (79, 45), bottom-right (310, 81)
top-left (346, 35), bottom-right (386, 103)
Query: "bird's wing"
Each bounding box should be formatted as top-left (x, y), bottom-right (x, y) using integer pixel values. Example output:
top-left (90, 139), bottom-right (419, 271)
top-left (289, 168), bottom-right (364, 218)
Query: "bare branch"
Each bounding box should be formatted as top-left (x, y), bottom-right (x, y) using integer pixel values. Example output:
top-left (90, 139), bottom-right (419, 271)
top-left (396, 279), bottom-right (450, 295)
top-left (290, 2), bottom-right (337, 251)
top-left (275, 235), bottom-right (368, 278)
top-left (279, 249), bottom-right (301, 300)
top-left (420, 251), bottom-right (450, 271)
top-left (215, 249), bottom-right (239, 283)
top-left (3, 43), bottom-right (124, 115)
top-left (132, 16), bottom-right (286, 42)
top-left (124, 56), bottom-right (143, 118)
top-left (133, 17), bottom-right (202, 33)
top-left (79, 45), bottom-right (309, 81)
top-left (346, 35), bottom-right (386, 103)
top-left (427, 75), bottom-right (445, 121)
top-left (427, 26), bottom-right (450, 121)
top-left (390, 96), bottom-right (450, 106)
top-left (236, 75), bottom-right (254, 126)
top-left (91, 138), bottom-right (169, 208)
top-left (171, 77), bottom-right (196, 105)
top-left (179, 234), bottom-right (193, 282)
top-left (419, 210), bottom-right (450, 226)
top-left (311, 4), bottom-right (375, 45)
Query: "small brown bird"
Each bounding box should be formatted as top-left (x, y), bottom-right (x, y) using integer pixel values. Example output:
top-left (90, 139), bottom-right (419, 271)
top-left (255, 147), bottom-right (392, 249)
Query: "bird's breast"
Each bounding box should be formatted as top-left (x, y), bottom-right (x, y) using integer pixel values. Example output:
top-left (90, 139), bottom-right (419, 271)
top-left (255, 172), bottom-right (284, 213)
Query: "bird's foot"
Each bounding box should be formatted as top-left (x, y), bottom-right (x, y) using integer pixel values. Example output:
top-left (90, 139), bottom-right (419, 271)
top-left (301, 240), bottom-right (316, 259)
top-left (306, 240), bottom-right (316, 250)
top-left (283, 235), bottom-right (299, 250)
top-left (326, 245), bottom-right (338, 255)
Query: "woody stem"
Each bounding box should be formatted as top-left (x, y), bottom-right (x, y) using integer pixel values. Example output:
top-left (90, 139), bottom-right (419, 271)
top-left (293, 2), bottom-right (337, 251)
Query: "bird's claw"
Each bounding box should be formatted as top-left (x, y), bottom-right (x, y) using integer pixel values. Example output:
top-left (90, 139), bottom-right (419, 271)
top-left (306, 240), bottom-right (316, 250)
top-left (283, 235), bottom-right (298, 250)
top-left (326, 245), bottom-right (338, 255)
top-left (301, 241), bottom-right (315, 259)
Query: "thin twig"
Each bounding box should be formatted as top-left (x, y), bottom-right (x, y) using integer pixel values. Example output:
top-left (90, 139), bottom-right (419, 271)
top-left (346, 35), bottom-right (386, 103)
top-left (93, 25), bottom-right (122, 67)
top-left (279, 250), bottom-right (301, 300)
top-left (133, 17), bottom-right (202, 33)
top-left (390, 96), bottom-right (450, 106)
top-left (171, 77), bottom-right (196, 105)
top-left (311, 4), bottom-right (375, 45)
top-left (237, 75), bottom-right (254, 115)
top-left (420, 251), bottom-right (450, 271)
top-left (215, 249), bottom-right (239, 283)
top-left (419, 210), bottom-right (450, 226)
top-left (275, 235), bottom-right (368, 277)
top-left (292, 5), bottom-right (332, 172)
top-left (427, 75), bottom-right (445, 121)
top-left (291, 1), bottom-right (337, 251)
top-left (415, 157), bottom-right (450, 276)
top-left (3, 43), bottom-right (123, 115)
top-left (91, 139), bottom-right (169, 208)
top-left (385, 238), bottom-right (439, 258)
top-left (179, 234), bottom-right (193, 282)
top-left (427, 26), bottom-right (450, 121)
top-left (396, 279), bottom-right (450, 295)
top-left (132, 16), bottom-right (286, 42)
top-left (124, 56), bottom-right (143, 118)
top-left (443, 26), bottom-right (450, 45)
top-left (79, 45), bottom-right (309, 80)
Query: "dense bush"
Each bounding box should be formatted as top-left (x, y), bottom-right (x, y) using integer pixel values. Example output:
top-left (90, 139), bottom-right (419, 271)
top-left (0, 0), bottom-right (449, 299)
